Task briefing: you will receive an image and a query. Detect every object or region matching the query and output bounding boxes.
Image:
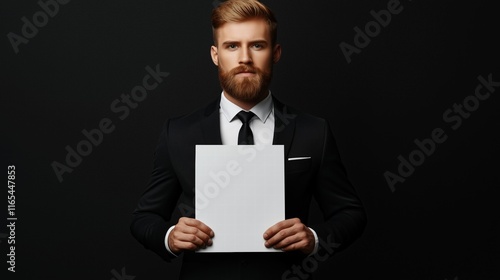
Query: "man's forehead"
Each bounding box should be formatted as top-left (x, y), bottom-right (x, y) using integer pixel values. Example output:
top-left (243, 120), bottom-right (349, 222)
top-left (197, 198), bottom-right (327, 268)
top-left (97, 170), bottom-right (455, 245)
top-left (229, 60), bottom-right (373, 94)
top-left (215, 19), bottom-right (272, 42)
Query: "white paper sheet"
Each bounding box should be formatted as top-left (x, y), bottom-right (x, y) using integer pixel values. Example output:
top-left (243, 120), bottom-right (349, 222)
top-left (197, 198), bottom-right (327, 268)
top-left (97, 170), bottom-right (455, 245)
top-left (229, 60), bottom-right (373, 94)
top-left (195, 145), bottom-right (285, 253)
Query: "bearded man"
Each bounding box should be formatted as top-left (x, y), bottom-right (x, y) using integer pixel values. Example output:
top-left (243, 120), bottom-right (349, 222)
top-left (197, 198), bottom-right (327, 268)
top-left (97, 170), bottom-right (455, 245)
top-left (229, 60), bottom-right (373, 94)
top-left (130, 1), bottom-right (366, 279)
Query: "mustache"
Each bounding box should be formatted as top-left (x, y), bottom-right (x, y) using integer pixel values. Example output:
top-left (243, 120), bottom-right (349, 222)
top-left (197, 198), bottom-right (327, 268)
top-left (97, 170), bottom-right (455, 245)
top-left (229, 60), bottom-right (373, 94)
top-left (229, 65), bottom-right (258, 75)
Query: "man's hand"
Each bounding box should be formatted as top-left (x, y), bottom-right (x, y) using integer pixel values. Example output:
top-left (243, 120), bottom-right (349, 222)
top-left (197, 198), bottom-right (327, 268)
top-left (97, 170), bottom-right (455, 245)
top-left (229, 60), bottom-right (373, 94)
top-left (168, 217), bottom-right (214, 254)
top-left (263, 218), bottom-right (315, 255)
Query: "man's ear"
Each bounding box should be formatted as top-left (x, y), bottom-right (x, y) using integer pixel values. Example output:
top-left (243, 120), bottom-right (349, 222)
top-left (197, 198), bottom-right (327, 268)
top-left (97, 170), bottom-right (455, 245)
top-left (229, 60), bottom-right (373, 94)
top-left (273, 44), bottom-right (282, 64)
top-left (211, 45), bottom-right (219, 66)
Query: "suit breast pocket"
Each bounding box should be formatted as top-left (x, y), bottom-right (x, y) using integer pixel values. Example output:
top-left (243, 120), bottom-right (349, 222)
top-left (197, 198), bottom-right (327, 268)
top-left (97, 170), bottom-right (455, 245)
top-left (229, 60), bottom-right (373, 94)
top-left (286, 157), bottom-right (312, 174)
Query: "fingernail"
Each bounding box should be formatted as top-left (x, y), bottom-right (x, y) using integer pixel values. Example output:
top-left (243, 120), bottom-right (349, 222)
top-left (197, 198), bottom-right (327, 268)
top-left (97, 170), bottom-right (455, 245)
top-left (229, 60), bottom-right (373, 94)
top-left (208, 239), bottom-right (213, 246)
top-left (210, 231), bottom-right (214, 237)
top-left (263, 233), bottom-right (268, 239)
top-left (264, 242), bottom-right (269, 247)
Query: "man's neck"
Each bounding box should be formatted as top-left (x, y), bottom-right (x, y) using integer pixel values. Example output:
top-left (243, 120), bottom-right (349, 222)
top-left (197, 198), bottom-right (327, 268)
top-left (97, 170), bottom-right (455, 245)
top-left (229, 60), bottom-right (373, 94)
top-left (222, 91), bottom-right (268, 111)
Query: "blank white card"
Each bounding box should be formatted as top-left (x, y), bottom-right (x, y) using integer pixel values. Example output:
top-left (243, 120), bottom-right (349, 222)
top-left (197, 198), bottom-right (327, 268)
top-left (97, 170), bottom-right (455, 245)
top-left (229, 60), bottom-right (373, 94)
top-left (195, 145), bottom-right (285, 252)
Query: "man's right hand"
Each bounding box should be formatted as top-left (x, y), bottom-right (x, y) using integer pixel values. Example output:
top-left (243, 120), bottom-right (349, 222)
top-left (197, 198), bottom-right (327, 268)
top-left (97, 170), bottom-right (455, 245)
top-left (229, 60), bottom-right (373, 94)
top-left (168, 217), bottom-right (214, 254)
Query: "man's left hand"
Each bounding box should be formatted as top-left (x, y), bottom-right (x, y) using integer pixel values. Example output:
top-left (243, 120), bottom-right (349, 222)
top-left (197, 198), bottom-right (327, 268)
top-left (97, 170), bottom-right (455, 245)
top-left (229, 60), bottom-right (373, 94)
top-left (263, 218), bottom-right (315, 255)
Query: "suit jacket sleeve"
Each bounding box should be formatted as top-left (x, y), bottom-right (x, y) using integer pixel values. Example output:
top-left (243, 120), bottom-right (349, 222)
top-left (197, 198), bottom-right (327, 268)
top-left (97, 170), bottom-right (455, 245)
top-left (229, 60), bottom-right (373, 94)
top-left (311, 120), bottom-right (367, 253)
top-left (130, 119), bottom-right (182, 262)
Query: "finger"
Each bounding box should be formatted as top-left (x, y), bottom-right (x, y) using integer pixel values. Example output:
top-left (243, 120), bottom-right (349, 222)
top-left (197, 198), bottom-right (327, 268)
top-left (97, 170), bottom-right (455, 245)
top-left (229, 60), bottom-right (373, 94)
top-left (264, 229), bottom-right (284, 247)
top-left (182, 226), bottom-right (213, 245)
top-left (265, 222), bottom-right (304, 247)
top-left (270, 233), bottom-right (304, 250)
top-left (173, 231), bottom-right (210, 249)
top-left (275, 228), bottom-right (313, 251)
top-left (171, 240), bottom-right (204, 252)
top-left (263, 218), bottom-right (299, 240)
top-left (265, 229), bottom-right (302, 248)
top-left (274, 228), bottom-right (315, 254)
top-left (182, 218), bottom-right (214, 238)
top-left (175, 224), bottom-right (213, 246)
top-left (280, 239), bottom-right (309, 252)
top-left (181, 232), bottom-right (207, 248)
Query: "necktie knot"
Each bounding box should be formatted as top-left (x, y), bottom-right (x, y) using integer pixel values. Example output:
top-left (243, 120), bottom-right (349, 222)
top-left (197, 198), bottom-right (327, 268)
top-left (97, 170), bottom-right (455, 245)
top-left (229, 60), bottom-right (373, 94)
top-left (236, 111), bottom-right (255, 124)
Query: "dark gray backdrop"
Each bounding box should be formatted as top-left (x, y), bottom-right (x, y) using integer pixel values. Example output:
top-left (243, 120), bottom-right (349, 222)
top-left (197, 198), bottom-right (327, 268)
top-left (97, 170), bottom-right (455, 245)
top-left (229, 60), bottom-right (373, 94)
top-left (1, 0), bottom-right (499, 279)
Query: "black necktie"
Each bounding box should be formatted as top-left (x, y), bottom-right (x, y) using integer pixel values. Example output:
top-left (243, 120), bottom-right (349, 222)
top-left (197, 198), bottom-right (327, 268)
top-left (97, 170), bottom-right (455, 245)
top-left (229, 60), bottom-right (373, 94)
top-left (236, 111), bottom-right (255, 145)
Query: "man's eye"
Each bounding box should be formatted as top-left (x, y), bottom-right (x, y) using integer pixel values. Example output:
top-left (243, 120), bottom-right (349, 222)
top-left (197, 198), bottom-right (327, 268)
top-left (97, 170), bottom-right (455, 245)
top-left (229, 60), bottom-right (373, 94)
top-left (253, 44), bottom-right (263, 49)
top-left (228, 44), bottom-right (237, 49)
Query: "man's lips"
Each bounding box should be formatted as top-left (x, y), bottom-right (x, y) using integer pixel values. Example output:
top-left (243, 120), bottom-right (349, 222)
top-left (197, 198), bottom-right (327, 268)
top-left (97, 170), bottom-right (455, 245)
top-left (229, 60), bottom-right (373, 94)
top-left (236, 71), bottom-right (256, 76)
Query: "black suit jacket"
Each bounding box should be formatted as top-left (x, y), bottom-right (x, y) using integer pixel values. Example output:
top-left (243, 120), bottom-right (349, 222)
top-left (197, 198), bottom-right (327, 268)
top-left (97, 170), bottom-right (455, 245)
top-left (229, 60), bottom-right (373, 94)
top-left (130, 96), bottom-right (366, 279)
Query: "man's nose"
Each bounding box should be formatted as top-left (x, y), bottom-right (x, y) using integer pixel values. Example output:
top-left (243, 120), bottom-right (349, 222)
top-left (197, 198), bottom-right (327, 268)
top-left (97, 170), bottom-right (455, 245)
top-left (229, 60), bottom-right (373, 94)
top-left (239, 47), bottom-right (252, 64)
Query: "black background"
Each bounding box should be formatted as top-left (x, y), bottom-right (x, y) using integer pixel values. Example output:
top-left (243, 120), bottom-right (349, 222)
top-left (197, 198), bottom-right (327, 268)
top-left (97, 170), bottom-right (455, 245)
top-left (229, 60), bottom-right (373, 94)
top-left (1, 0), bottom-right (499, 279)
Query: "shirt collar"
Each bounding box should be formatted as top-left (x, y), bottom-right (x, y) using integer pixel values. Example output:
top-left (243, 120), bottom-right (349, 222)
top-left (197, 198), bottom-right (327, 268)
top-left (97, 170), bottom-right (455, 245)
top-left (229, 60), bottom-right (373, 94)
top-left (220, 91), bottom-right (273, 123)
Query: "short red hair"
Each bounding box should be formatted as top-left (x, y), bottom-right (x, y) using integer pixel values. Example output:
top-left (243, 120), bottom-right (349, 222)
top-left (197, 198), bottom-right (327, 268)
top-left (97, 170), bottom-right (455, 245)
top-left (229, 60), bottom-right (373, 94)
top-left (211, 0), bottom-right (278, 46)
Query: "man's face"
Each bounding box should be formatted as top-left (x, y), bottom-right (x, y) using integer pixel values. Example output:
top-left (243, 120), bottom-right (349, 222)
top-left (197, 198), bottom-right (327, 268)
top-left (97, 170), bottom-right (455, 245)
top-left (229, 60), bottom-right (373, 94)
top-left (211, 18), bottom-right (281, 106)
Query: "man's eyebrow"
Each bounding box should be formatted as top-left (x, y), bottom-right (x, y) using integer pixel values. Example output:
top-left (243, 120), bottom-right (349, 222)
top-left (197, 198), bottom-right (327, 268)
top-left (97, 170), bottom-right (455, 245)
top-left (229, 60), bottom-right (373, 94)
top-left (221, 40), bottom-right (269, 45)
top-left (249, 40), bottom-right (269, 45)
top-left (221, 41), bottom-right (239, 46)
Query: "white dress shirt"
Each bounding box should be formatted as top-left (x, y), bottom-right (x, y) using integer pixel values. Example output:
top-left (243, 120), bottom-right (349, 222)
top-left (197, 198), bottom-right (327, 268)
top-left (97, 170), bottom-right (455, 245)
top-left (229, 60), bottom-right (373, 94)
top-left (219, 91), bottom-right (275, 145)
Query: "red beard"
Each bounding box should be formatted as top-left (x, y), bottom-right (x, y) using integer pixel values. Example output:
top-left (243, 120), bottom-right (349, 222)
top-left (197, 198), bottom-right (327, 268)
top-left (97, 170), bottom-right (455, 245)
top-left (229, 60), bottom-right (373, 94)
top-left (219, 64), bottom-right (272, 103)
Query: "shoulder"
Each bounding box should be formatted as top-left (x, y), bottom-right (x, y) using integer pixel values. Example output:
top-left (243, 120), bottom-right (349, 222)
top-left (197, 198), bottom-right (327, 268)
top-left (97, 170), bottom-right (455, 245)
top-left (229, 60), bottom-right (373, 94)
top-left (164, 97), bottom-right (220, 130)
top-left (273, 96), bottom-right (327, 128)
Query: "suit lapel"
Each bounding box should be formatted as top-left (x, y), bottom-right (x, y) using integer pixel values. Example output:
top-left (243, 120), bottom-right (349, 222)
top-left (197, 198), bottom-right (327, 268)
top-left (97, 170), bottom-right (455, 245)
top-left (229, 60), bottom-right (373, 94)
top-left (272, 97), bottom-right (296, 158)
top-left (200, 97), bottom-right (223, 144)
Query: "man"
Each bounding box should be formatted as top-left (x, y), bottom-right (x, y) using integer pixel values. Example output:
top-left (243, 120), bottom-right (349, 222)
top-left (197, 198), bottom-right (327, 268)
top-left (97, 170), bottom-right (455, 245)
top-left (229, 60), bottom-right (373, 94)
top-left (130, 1), bottom-right (366, 279)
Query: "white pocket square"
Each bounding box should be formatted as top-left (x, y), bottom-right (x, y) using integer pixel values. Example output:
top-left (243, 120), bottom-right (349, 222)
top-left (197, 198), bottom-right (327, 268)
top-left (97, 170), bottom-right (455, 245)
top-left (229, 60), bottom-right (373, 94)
top-left (288, 157), bottom-right (311, 161)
